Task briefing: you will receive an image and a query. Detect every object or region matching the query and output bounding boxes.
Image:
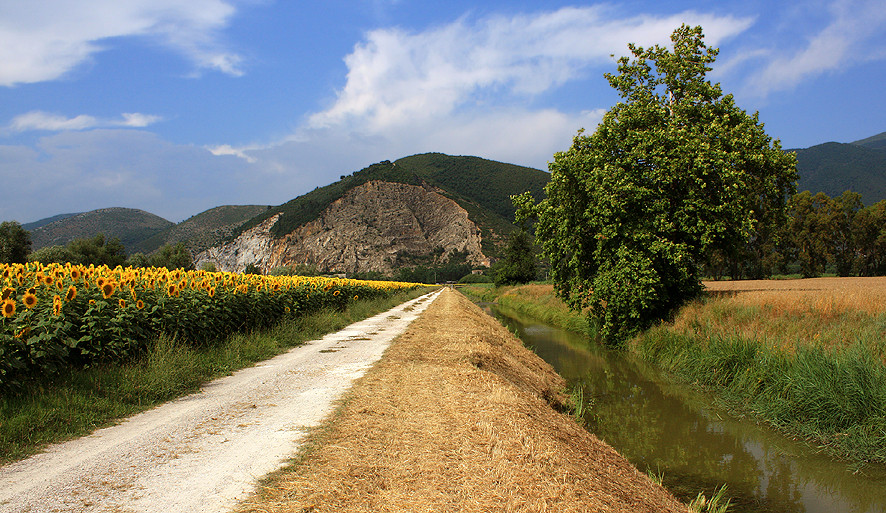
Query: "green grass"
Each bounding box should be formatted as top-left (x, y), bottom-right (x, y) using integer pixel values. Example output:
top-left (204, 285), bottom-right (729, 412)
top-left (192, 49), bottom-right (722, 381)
top-left (460, 283), bottom-right (599, 338)
top-left (0, 288), bottom-right (432, 464)
top-left (634, 327), bottom-right (886, 464)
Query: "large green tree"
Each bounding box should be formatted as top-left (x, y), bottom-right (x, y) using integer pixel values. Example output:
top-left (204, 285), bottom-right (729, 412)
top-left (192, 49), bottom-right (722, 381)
top-left (524, 25), bottom-right (797, 343)
top-left (0, 221), bottom-right (32, 264)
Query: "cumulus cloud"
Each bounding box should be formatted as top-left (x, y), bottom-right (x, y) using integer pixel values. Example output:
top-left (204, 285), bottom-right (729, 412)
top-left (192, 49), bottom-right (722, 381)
top-left (0, 0), bottom-right (242, 86)
top-left (7, 111), bottom-right (162, 133)
top-left (308, 7), bottom-right (753, 132)
top-left (742, 0), bottom-right (886, 96)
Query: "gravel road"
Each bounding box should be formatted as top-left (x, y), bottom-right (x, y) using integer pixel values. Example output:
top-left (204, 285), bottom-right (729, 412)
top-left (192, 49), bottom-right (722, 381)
top-left (0, 289), bottom-right (441, 513)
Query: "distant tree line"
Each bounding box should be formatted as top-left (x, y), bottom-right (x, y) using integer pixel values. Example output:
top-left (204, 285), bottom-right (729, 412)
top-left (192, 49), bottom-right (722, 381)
top-left (703, 190), bottom-right (886, 279)
top-left (0, 222), bottom-right (194, 271)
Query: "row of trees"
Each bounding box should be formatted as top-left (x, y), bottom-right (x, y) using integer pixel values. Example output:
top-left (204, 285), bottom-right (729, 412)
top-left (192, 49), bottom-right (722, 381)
top-left (704, 190), bottom-right (886, 280)
top-left (0, 221), bottom-right (195, 271)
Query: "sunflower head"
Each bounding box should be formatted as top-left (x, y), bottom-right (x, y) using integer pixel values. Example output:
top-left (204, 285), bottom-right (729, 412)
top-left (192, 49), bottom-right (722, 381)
top-left (65, 285), bottom-right (77, 302)
top-left (1, 287), bottom-right (13, 300)
top-left (43, 274), bottom-right (54, 286)
top-left (118, 299), bottom-right (126, 308)
top-left (101, 282), bottom-right (116, 299)
top-left (167, 283), bottom-right (178, 297)
top-left (208, 287), bottom-right (216, 298)
top-left (2, 299), bottom-right (15, 318)
top-left (136, 299), bottom-right (145, 310)
top-left (70, 269), bottom-right (82, 280)
top-left (96, 277), bottom-right (107, 289)
top-left (53, 300), bottom-right (62, 316)
top-left (23, 293), bottom-right (38, 309)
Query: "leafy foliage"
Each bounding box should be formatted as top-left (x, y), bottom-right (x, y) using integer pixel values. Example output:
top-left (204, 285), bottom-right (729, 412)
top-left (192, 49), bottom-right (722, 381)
top-left (0, 222), bottom-right (32, 264)
top-left (62, 234), bottom-right (128, 268)
top-left (525, 25), bottom-right (797, 344)
top-left (493, 229), bottom-right (537, 285)
top-left (147, 242), bottom-right (195, 271)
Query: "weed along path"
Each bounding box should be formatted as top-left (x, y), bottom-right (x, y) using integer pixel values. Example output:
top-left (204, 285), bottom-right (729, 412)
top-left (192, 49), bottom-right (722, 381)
top-left (0, 289), bottom-right (442, 513)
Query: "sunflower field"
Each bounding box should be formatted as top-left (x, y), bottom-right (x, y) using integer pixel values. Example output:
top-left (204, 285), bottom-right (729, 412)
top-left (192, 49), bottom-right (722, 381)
top-left (1, 262), bottom-right (423, 391)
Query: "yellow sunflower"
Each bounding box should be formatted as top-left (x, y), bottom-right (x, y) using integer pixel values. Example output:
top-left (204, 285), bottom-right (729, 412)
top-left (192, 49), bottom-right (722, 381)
top-left (23, 293), bottom-right (38, 309)
top-left (136, 299), bottom-right (145, 310)
top-left (167, 283), bottom-right (178, 297)
top-left (118, 299), bottom-right (126, 308)
top-left (101, 282), bottom-right (116, 299)
top-left (2, 299), bottom-right (15, 318)
top-left (65, 285), bottom-right (77, 302)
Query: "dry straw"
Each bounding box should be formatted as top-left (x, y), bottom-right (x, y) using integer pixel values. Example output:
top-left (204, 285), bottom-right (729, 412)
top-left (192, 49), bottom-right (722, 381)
top-left (240, 289), bottom-right (689, 513)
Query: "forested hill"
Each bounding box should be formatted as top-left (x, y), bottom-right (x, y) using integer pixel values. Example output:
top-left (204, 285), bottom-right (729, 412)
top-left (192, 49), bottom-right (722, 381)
top-left (234, 153), bottom-right (550, 242)
top-left (29, 208), bottom-right (174, 251)
top-left (852, 130), bottom-right (886, 151)
top-left (794, 140), bottom-right (886, 206)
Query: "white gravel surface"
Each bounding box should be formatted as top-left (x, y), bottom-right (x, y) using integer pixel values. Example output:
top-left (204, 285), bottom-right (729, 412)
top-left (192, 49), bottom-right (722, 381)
top-left (0, 289), bottom-right (442, 513)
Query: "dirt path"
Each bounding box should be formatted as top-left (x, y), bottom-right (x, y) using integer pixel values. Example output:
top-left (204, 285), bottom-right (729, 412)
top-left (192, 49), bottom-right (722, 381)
top-left (0, 290), bottom-right (442, 513)
top-left (241, 288), bottom-right (689, 513)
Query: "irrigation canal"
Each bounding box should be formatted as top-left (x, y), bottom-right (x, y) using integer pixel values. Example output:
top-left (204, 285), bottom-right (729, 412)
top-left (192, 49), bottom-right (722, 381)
top-left (481, 304), bottom-right (886, 513)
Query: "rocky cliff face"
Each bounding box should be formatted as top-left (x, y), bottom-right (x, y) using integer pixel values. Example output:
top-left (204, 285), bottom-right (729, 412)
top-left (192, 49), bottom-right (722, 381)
top-left (196, 181), bottom-right (490, 274)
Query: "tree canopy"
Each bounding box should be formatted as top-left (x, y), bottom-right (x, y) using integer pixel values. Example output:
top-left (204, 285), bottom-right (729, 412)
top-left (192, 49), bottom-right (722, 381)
top-left (522, 25), bottom-right (798, 343)
top-left (0, 221), bottom-right (32, 264)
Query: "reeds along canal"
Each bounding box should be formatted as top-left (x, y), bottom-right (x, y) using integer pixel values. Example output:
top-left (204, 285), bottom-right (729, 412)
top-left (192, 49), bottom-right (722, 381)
top-left (481, 303), bottom-right (886, 513)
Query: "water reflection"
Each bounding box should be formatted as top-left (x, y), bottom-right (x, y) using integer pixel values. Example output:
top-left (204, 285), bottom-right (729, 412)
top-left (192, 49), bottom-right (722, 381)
top-left (483, 304), bottom-right (886, 513)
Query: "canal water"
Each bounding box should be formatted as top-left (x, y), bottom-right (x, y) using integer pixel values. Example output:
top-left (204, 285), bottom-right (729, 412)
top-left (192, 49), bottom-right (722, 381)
top-left (482, 304), bottom-right (886, 513)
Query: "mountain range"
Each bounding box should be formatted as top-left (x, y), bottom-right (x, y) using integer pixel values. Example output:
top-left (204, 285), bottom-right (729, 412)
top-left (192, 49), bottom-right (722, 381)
top-left (18, 134), bottom-right (886, 273)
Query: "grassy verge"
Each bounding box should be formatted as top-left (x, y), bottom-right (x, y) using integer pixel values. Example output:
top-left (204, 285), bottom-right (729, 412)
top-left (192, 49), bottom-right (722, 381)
top-left (464, 280), bottom-right (886, 465)
top-left (459, 283), bottom-right (598, 337)
top-left (0, 287), bottom-right (434, 464)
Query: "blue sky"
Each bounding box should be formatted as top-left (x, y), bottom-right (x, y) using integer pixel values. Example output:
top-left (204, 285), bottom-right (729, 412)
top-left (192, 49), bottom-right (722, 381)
top-left (2, 0), bottom-right (885, 223)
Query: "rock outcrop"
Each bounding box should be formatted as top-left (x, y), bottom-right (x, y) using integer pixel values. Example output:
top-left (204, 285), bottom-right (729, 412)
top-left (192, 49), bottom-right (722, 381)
top-left (196, 181), bottom-right (490, 274)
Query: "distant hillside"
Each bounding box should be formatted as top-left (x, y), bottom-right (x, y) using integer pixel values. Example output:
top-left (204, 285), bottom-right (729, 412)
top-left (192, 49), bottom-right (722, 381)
top-left (29, 208), bottom-right (174, 251)
top-left (794, 142), bottom-right (886, 205)
top-left (132, 204), bottom-right (271, 255)
top-left (235, 153), bottom-right (550, 257)
top-left (852, 131), bottom-right (886, 151)
top-left (22, 213), bottom-right (82, 231)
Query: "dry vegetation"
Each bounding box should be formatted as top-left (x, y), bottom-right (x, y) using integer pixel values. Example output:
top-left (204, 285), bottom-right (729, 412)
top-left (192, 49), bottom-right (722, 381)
top-left (240, 289), bottom-right (689, 513)
top-left (681, 277), bottom-right (886, 357)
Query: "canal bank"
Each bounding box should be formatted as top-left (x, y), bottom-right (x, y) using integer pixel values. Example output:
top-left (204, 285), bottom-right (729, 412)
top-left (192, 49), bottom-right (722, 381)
top-left (478, 297), bottom-right (886, 513)
top-left (240, 288), bottom-right (690, 512)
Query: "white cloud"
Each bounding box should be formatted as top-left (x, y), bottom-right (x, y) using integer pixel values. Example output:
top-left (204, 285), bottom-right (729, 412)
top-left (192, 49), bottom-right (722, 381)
top-left (308, 7), bottom-right (753, 132)
top-left (743, 0), bottom-right (886, 96)
top-left (207, 143), bottom-right (257, 163)
top-left (0, 0), bottom-right (242, 86)
top-left (7, 111), bottom-right (162, 133)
